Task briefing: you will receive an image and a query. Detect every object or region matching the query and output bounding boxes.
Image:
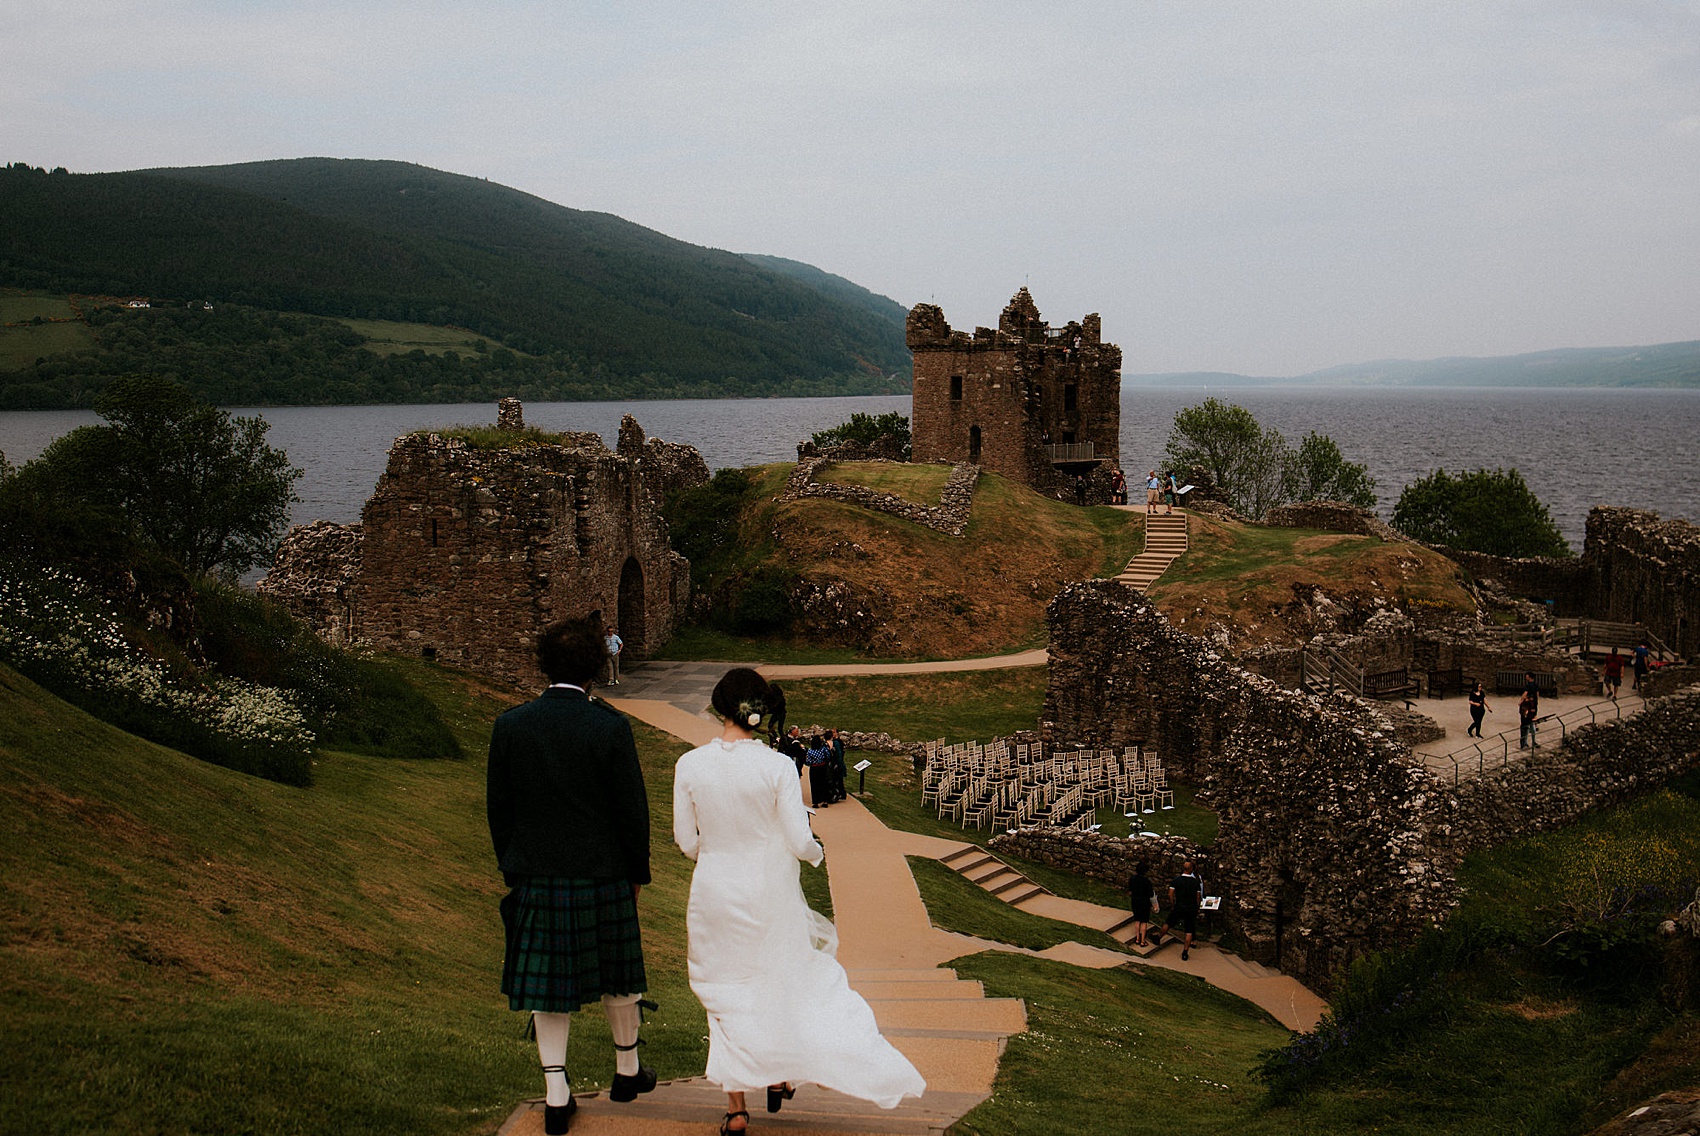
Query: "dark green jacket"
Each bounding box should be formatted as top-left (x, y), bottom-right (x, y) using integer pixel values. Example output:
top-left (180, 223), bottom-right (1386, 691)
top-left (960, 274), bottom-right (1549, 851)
top-left (487, 687), bottom-right (651, 884)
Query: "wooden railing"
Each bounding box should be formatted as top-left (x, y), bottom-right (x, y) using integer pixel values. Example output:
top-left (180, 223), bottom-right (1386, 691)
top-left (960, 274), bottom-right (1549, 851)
top-left (1044, 442), bottom-right (1096, 463)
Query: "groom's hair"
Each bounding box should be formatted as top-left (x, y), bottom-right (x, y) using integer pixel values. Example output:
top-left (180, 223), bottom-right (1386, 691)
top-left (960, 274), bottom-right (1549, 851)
top-left (537, 618), bottom-right (607, 685)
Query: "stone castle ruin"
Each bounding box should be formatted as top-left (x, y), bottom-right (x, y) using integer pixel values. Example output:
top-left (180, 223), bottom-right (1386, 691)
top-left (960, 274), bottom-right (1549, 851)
top-left (260, 404), bottom-right (708, 687)
top-left (908, 288), bottom-right (1121, 502)
top-left (1037, 580), bottom-right (1700, 989)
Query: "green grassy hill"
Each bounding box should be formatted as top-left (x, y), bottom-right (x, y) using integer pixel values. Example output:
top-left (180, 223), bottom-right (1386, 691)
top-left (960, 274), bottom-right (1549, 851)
top-left (0, 159), bottom-right (912, 406)
top-left (0, 660), bottom-right (710, 1136)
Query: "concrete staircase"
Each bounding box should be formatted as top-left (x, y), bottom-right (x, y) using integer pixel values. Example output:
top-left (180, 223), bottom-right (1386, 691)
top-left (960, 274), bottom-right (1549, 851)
top-left (1115, 512), bottom-right (1188, 591)
top-left (499, 966), bottom-right (1024, 1135)
top-left (939, 845), bottom-right (1049, 906)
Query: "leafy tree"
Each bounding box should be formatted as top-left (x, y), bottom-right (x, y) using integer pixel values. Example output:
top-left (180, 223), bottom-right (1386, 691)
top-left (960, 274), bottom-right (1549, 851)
top-left (17, 375), bottom-right (302, 577)
top-left (1285, 430), bottom-right (1377, 508)
top-left (1165, 399), bottom-right (1376, 518)
top-left (810, 411), bottom-right (912, 460)
top-left (1392, 468), bottom-right (1570, 558)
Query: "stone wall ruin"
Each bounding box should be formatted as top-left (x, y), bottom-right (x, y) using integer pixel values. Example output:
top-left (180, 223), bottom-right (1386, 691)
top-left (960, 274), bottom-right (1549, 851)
top-left (261, 407), bottom-right (708, 687)
top-left (908, 288), bottom-right (1121, 502)
top-left (1039, 580), bottom-right (1700, 990)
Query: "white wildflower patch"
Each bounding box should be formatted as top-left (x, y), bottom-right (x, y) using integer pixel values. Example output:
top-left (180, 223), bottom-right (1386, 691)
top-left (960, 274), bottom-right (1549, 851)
top-left (0, 560), bottom-right (315, 759)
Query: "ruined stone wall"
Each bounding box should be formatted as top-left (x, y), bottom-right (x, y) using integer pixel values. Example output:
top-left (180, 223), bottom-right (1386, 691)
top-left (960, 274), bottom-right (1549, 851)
top-left (988, 830), bottom-right (1203, 894)
top-left (1044, 579), bottom-right (1700, 990)
top-left (1264, 501), bottom-right (1403, 542)
top-left (1440, 547), bottom-right (1590, 614)
top-left (257, 520), bottom-right (361, 646)
top-left (263, 410), bottom-right (703, 687)
top-left (1045, 582), bottom-right (1455, 986)
top-left (780, 457), bottom-right (980, 537)
top-left (1581, 508), bottom-right (1700, 659)
top-left (1451, 685), bottom-right (1700, 854)
top-left (908, 288), bottom-right (1121, 499)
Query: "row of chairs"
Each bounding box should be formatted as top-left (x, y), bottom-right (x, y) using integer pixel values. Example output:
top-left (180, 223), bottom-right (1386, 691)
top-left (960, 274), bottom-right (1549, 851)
top-left (919, 737), bottom-right (1175, 832)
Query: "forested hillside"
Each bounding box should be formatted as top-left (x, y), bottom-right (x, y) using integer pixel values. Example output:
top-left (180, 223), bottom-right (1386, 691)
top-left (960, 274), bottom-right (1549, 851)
top-left (0, 159), bottom-right (912, 406)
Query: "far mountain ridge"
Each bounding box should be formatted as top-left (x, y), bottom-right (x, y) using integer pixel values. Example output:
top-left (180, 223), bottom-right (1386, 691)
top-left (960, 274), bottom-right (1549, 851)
top-left (1130, 339), bottom-right (1700, 388)
top-left (0, 157), bottom-right (911, 403)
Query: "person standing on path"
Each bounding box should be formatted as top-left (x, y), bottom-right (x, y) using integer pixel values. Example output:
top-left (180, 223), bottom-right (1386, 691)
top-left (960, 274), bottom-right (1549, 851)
top-left (1127, 861), bottom-right (1157, 948)
top-left (604, 628), bottom-right (624, 685)
top-left (1160, 860), bottom-right (1204, 961)
top-left (1633, 640), bottom-right (1651, 690)
top-left (1603, 649), bottom-right (1624, 701)
top-left (1146, 470), bottom-right (1162, 509)
top-left (1466, 681), bottom-right (1491, 737)
top-left (1164, 471), bottom-right (1180, 514)
top-left (487, 618), bottom-right (656, 1135)
top-left (1518, 688), bottom-right (1540, 749)
top-left (674, 668), bottom-right (924, 1134)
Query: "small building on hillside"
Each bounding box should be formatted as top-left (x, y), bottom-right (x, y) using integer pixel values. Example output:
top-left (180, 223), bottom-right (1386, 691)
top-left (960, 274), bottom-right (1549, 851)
top-left (908, 288), bottom-right (1122, 500)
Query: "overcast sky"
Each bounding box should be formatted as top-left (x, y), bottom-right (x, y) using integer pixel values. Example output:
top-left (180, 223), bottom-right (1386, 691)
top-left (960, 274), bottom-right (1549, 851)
top-left (7, 1), bottom-right (1698, 375)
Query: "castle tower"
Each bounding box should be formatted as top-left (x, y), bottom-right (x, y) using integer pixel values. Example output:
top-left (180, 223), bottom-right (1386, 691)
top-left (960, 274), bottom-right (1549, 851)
top-left (908, 289), bottom-right (1121, 499)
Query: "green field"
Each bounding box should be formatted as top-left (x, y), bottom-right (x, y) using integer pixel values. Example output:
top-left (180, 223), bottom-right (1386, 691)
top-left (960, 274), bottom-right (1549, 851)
top-left (334, 317), bottom-right (526, 358)
top-left (0, 291), bottom-right (95, 370)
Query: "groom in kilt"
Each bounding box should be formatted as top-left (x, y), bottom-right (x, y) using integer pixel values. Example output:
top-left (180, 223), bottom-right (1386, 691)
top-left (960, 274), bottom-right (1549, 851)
top-left (488, 617), bottom-right (656, 1134)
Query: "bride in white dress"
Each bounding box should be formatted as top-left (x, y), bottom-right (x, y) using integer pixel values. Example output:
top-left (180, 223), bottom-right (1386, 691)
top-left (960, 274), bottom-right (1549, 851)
top-left (673, 668), bottom-right (925, 1133)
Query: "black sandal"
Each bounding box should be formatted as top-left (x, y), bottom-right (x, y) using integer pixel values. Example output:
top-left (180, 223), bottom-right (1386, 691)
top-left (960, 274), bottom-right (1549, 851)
top-left (721, 1109), bottom-right (750, 1134)
top-left (767, 1083), bottom-right (796, 1113)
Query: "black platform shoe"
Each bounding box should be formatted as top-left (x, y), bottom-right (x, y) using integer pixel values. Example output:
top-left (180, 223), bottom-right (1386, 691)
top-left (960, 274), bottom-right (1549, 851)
top-left (767, 1082), bottom-right (797, 1113)
top-left (609, 1040), bottom-right (657, 1102)
top-left (540, 1066), bottom-right (575, 1135)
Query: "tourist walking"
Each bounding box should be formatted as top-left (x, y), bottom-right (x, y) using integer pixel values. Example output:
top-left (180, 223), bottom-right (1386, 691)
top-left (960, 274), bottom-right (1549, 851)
top-left (1518, 688), bottom-right (1539, 749)
top-left (1159, 860), bottom-right (1204, 961)
top-left (674, 668), bottom-right (924, 1134)
top-left (1111, 467), bottom-right (1127, 505)
top-left (1466, 681), bottom-right (1491, 737)
top-left (486, 618), bottom-right (656, 1134)
top-left (1074, 472), bottom-right (1088, 506)
top-left (1127, 861), bottom-right (1157, 948)
top-left (1603, 649), bottom-right (1624, 701)
top-left (1632, 640), bottom-right (1651, 690)
top-left (604, 627), bottom-right (624, 685)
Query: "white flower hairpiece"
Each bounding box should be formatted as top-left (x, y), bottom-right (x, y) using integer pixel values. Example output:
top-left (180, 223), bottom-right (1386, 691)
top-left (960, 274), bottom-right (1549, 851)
top-left (736, 699), bottom-right (765, 728)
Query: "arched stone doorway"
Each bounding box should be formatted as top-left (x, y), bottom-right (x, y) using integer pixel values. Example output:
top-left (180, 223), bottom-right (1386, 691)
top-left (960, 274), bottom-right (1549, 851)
top-left (968, 424), bottom-right (983, 463)
top-left (618, 556), bottom-right (646, 653)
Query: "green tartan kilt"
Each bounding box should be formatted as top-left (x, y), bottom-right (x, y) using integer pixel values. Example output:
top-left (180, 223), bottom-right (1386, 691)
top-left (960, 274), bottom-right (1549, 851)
top-left (501, 876), bottom-right (647, 1012)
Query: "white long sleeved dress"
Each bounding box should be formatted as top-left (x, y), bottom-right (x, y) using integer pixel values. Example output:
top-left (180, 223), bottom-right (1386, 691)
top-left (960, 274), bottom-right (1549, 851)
top-left (673, 736), bottom-right (925, 1107)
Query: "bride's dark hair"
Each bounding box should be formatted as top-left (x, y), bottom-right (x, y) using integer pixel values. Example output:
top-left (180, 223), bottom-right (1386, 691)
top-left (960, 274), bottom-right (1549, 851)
top-left (710, 667), bottom-right (784, 738)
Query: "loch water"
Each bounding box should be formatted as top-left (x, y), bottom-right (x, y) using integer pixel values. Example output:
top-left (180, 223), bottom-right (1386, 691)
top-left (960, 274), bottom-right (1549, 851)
top-left (1, 387), bottom-right (1695, 554)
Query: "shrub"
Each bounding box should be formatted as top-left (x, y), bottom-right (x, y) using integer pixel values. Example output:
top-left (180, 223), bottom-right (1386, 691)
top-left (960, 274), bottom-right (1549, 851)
top-left (1392, 467), bottom-right (1570, 557)
top-left (811, 411), bottom-right (912, 461)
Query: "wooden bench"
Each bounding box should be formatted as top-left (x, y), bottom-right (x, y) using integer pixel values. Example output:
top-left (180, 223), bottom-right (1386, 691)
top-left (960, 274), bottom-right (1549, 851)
top-left (1425, 668), bottom-right (1465, 698)
top-left (1496, 671), bottom-right (1557, 697)
top-left (1365, 667), bottom-right (1420, 705)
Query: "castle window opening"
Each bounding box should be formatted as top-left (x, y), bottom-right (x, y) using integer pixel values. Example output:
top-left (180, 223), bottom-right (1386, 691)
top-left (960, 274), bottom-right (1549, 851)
top-left (421, 646), bottom-right (437, 660)
top-left (1064, 383), bottom-right (1078, 411)
top-left (969, 425), bottom-right (983, 463)
top-left (950, 374), bottom-right (963, 401)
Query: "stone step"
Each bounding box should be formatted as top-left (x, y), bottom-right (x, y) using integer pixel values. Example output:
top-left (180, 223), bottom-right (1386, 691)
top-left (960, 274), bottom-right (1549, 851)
top-left (938, 846), bottom-right (985, 868)
top-left (964, 863), bottom-right (1016, 886)
top-left (854, 979), bottom-right (986, 1002)
top-left (846, 967), bottom-right (958, 985)
top-left (870, 996), bottom-right (1028, 1036)
top-left (999, 883), bottom-right (1047, 905)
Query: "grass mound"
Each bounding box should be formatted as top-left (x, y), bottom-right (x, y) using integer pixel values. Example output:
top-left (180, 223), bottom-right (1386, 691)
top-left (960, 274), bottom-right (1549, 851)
top-left (666, 462), bottom-right (1142, 659)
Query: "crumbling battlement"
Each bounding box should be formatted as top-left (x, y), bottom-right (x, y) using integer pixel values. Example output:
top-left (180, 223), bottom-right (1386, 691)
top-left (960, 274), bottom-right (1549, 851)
top-left (780, 457), bottom-right (980, 537)
top-left (908, 288), bottom-right (1121, 501)
top-left (261, 408), bottom-right (707, 687)
top-left (1263, 500), bottom-right (1403, 542)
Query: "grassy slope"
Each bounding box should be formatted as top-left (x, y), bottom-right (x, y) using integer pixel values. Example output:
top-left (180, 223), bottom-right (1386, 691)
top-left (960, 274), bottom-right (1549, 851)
top-left (1147, 513), bottom-right (1475, 647)
top-left (0, 660), bottom-right (711, 1136)
top-left (667, 463), bottom-right (1144, 661)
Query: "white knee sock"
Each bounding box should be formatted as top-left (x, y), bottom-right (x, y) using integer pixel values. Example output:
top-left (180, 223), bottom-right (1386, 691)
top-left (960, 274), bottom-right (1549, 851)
top-left (533, 1011), bottom-right (572, 1106)
top-left (602, 993), bottom-right (641, 1076)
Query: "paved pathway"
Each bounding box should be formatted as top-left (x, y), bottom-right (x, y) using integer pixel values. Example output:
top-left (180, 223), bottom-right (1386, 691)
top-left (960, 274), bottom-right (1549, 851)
top-left (1115, 509), bottom-right (1189, 591)
top-left (1404, 686), bottom-right (1647, 780)
top-left (524, 690), bottom-right (1326, 1136)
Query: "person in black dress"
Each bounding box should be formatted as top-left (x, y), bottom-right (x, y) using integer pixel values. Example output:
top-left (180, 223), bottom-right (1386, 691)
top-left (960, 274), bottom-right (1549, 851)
top-left (1466, 681), bottom-right (1490, 737)
top-left (487, 618), bottom-right (657, 1133)
top-left (1127, 861), bottom-right (1156, 948)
